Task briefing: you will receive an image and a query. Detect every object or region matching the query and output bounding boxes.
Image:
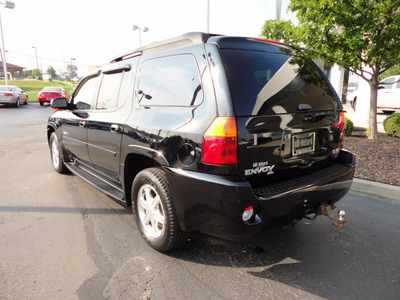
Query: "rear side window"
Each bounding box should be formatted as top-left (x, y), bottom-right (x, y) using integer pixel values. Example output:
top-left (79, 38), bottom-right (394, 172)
top-left (138, 54), bottom-right (203, 106)
top-left (220, 49), bottom-right (338, 116)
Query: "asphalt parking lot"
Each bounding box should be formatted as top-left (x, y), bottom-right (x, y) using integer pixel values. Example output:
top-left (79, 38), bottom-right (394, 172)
top-left (0, 103), bottom-right (399, 300)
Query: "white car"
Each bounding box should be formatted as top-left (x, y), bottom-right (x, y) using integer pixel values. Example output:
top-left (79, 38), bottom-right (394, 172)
top-left (377, 75), bottom-right (400, 114)
top-left (0, 85), bottom-right (29, 107)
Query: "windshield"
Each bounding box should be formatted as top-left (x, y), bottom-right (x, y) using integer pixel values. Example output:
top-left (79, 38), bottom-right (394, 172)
top-left (220, 49), bottom-right (339, 116)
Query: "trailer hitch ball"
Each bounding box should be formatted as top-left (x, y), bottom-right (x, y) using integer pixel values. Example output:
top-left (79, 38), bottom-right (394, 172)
top-left (319, 205), bottom-right (346, 228)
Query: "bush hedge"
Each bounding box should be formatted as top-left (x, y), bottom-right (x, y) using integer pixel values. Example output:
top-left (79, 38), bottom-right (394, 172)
top-left (344, 117), bottom-right (354, 137)
top-left (383, 113), bottom-right (400, 138)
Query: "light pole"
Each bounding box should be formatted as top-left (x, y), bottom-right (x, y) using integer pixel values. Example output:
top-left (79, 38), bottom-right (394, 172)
top-left (275, 0), bottom-right (282, 20)
top-left (69, 57), bottom-right (75, 82)
top-left (0, 1), bottom-right (15, 87)
top-left (32, 46), bottom-right (39, 71)
top-left (132, 25), bottom-right (149, 47)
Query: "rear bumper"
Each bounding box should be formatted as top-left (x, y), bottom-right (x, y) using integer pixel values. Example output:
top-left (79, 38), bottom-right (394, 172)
top-left (165, 149), bottom-right (355, 241)
top-left (0, 99), bottom-right (16, 104)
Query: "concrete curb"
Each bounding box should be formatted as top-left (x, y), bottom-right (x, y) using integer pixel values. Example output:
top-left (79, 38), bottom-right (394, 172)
top-left (350, 178), bottom-right (400, 202)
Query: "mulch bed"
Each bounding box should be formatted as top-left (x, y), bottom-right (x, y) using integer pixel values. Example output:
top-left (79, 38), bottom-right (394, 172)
top-left (343, 127), bottom-right (400, 186)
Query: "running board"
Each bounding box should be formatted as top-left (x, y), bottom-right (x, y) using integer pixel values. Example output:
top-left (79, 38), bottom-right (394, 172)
top-left (65, 162), bottom-right (125, 202)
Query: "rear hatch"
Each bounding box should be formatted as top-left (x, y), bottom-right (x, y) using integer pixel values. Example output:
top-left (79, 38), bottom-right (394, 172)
top-left (217, 39), bottom-right (344, 188)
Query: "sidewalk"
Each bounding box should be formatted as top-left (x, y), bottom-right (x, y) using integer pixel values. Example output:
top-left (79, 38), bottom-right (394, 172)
top-left (343, 103), bottom-right (386, 133)
top-left (351, 178), bottom-right (400, 202)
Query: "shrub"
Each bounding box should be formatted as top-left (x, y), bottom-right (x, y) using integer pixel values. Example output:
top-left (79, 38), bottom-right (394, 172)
top-left (383, 113), bottom-right (400, 138)
top-left (344, 117), bottom-right (354, 137)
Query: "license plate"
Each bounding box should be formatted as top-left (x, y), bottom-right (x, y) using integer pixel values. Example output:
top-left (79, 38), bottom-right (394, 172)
top-left (47, 97), bottom-right (52, 100)
top-left (292, 132), bottom-right (315, 156)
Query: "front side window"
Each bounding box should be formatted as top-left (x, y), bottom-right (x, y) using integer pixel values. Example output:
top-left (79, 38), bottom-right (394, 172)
top-left (96, 72), bottom-right (124, 109)
top-left (73, 76), bottom-right (98, 110)
top-left (138, 54), bottom-right (203, 106)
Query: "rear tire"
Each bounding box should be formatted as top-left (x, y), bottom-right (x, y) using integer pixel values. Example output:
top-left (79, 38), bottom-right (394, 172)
top-left (50, 132), bottom-right (68, 174)
top-left (39, 101), bottom-right (44, 106)
top-left (131, 167), bottom-right (188, 252)
top-left (15, 98), bottom-right (20, 107)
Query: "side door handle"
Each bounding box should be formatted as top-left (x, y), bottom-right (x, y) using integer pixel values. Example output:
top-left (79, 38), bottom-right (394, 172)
top-left (110, 124), bottom-right (121, 133)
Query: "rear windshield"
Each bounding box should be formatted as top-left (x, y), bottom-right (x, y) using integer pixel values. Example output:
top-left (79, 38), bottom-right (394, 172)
top-left (43, 87), bottom-right (61, 92)
top-left (220, 49), bottom-right (338, 116)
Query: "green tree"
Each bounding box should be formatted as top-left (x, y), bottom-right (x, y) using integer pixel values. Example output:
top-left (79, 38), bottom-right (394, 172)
top-left (381, 64), bottom-right (400, 78)
top-left (261, 1), bottom-right (400, 140)
top-left (66, 64), bottom-right (78, 80)
top-left (47, 65), bottom-right (58, 80)
top-left (31, 69), bottom-right (42, 78)
top-left (23, 69), bottom-right (32, 77)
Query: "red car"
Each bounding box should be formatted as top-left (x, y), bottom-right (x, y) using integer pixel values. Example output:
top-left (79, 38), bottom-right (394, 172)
top-left (38, 87), bottom-right (70, 106)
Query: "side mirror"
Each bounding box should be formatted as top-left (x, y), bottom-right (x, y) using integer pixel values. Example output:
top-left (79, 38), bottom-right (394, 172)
top-left (51, 97), bottom-right (68, 110)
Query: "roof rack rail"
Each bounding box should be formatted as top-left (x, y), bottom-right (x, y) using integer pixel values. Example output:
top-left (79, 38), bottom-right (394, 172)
top-left (110, 32), bottom-right (219, 63)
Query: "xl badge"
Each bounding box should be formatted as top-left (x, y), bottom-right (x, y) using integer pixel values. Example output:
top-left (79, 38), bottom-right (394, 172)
top-left (245, 161), bottom-right (275, 176)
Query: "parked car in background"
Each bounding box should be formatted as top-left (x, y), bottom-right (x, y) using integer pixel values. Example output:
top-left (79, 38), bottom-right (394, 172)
top-left (38, 87), bottom-right (70, 106)
top-left (377, 75), bottom-right (400, 114)
top-left (0, 85), bottom-right (28, 107)
top-left (351, 75), bottom-right (400, 114)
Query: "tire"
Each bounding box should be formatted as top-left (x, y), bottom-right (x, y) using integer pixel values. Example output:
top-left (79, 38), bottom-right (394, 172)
top-left (15, 98), bottom-right (20, 107)
top-left (24, 97), bottom-right (28, 105)
top-left (39, 101), bottom-right (44, 106)
top-left (131, 167), bottom-right (188, 252)
top-left (49, 132), bottom-right (68, 174)
top-left (352, 98), bottom-right (357, 112)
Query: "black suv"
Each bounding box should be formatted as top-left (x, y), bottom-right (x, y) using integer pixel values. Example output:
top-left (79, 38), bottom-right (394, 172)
top-left (47, 32), bottom-right (355, 252)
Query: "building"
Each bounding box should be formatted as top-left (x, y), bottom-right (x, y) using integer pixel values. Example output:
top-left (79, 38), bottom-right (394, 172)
top-left (0, 61), bottom-right (25, 79)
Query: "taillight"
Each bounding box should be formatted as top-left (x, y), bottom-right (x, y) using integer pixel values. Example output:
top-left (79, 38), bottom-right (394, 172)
top-left (331, 112), bottom-right (345, 131)
top-left (331, 111), bottom-right (345, 141)
top-left (201, 117), bottom-right (237, 165)
top-left (5, 93), bottom-right (13, 97)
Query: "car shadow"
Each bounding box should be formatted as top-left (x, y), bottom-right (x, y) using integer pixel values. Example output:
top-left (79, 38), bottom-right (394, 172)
top-left (165, 194), bottom-right (400, 299)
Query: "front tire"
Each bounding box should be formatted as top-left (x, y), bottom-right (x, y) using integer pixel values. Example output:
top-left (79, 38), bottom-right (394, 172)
top-left (131, 168), bottom-right (188, 252)
top-left (49, 132), bottom-right (68, 174)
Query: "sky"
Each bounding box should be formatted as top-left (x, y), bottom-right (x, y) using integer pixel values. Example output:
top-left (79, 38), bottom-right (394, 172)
top-left (1, 0), bottom-right (294, 76)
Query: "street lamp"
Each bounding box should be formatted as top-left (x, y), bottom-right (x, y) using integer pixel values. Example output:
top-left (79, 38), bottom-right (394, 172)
top-left (0, 1), bottom-right (15, 87)
top-left (132, 25), bottom-right (149, 47)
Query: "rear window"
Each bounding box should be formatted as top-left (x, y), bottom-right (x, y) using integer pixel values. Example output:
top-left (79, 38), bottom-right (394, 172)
top-left (43, 87), bottom-right (62, 92)
top-left (220, 49), bottom-right (338, 116)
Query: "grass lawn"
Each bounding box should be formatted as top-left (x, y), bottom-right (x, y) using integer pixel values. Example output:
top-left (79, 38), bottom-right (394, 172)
top-left (0, 79), bottom-right (75, 101)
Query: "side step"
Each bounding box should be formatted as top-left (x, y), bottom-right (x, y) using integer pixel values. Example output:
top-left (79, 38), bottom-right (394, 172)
top-left (65, 161), bottom-right (126, 202)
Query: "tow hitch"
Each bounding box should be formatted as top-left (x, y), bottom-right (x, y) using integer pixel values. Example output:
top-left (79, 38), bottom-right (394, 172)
top-left (319, 205), bottom-right (346, 228)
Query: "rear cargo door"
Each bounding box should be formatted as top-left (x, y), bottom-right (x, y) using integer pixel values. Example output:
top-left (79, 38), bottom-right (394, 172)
top-left (219, 47), bottom-right (343, 187)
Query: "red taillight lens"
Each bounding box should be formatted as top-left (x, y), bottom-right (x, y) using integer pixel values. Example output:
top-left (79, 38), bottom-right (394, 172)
top-left (5, 93), bottom-right (13, 97)
top-left (331, 112), bottom-right (346, 141)
top-left (201, 117), bottom-right (237, 165)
